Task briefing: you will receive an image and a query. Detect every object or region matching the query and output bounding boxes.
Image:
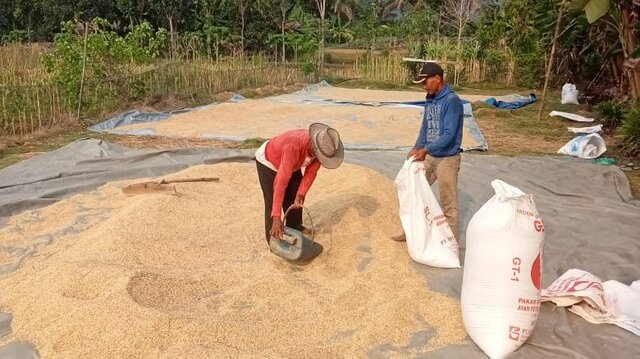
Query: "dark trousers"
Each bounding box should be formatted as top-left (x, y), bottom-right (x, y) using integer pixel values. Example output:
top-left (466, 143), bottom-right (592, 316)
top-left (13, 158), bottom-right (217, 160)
top-left (256, 161), bottom-right (303, 243)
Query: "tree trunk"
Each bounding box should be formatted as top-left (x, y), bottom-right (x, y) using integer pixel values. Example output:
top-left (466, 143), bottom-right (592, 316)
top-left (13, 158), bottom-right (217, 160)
top-left (320, 21), bottom-right (325, 74)
top-left (241, 10), bottom-right (246, 57)
top-left (370, 34), bottom-right (375, 59)
top-left (455, 17), bottom-right (463, 86)
top-left (77, 23), bottom-right (89, 121)
top-left (27, 13), bottom-right (32, 42)
top-left (315, 0), bottom-right (327, 75)
top-left (508, 55), bottom-right (515, 86)
top-left (538, 0), bottom-right (567, 120)
top-left (436, 6), bottom-right (443, 42)
top-left (281, 19), bottom-right (286, 63)
top-left (215, 37), bottom-right (220, 61)
top-left (612, 58), bottom-right (620, 84)
top-left (168, 16), bottom-right (175, 60)
top-left (281, 0), bottom-right (287, 63)
top-left (621, 0), bottom-right (640, 101)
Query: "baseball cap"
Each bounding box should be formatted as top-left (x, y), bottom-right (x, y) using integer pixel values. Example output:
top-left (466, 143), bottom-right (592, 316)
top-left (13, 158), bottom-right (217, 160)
top-left (412, 62), bottom-right (444, 84)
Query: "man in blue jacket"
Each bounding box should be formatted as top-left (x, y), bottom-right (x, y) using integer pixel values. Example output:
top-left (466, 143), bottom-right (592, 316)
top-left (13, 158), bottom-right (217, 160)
top-left (405, 62), bottom-right (464, 238)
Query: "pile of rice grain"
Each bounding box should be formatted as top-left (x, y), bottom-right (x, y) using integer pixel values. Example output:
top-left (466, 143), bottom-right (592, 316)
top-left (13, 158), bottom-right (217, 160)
top-left (0, 163), bottom-right (466, 358)
top-left (117, 99), bottom-right (423, 146)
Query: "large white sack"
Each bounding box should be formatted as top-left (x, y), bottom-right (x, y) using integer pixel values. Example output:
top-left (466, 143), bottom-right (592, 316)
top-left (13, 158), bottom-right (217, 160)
top-left (461, 179), bottom-right (545, 359)
top-left (558, 133), bottom-right (606, 159)
top-left (561, 83), bottom-right (579, 104)
top-left (394, 159), bottom-right (461, 268)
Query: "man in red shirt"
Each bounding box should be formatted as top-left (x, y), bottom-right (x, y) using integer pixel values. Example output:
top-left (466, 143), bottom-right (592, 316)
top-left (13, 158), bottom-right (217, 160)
top-left (255, 123), bottom-right (344, 243)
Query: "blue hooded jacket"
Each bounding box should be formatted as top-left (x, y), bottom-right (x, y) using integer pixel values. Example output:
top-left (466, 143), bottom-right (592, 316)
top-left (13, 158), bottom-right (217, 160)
top-left (414, 84), bottom-right (464, 157)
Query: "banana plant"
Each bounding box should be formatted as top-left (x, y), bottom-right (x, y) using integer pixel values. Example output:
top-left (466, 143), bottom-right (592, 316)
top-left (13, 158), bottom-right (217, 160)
top-left (571, 0), bottom-right (639, 100)
top-left (570, 0), bottom-right (611, 23)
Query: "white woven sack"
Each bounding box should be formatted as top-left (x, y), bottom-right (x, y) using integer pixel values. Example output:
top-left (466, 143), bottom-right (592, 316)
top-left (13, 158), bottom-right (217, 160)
top-left (461, 180), bottom-right (545, 359)
top-left (394, 159), bottom-right (460, 268)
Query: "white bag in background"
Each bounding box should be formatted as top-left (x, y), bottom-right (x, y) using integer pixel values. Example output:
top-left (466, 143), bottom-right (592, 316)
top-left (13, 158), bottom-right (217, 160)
top-left (542, 269), bottom-right (640, 336)
top-left (394, 159), bottom-right (460, 268)
top-left (568, 124), bottom-right (602, 134)
top-left (550, 110), bottom-right (595, 122)
top-left (602, 280), bottom-right (640, 336)
top-left (561, 83), bottom-right (579, 104)
top-left (558, 133), bottom-right (607, 159)
top-left (461, 180), bottom-right (545, 359)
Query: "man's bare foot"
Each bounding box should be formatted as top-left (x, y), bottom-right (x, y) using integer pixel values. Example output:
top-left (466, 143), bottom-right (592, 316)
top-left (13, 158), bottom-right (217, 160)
top-left (391, 234), bottom-right (406, 242)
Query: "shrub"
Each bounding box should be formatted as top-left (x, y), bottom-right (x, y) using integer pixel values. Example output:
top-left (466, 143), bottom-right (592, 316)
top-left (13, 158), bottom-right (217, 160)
top-left (620, 105), bottom-right (640, 157)
top-left (597, 100), bottom-right (626, 129)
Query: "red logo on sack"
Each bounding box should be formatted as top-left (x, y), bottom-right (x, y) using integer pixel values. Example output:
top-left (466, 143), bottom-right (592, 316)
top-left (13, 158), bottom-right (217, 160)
top-left (533, 218), bottom-right (544, 232)
top-left (531, 254), bottom-right (541, 290)
top-left (424, 206), bottom-right (433, 226)
top-left (508, 326), bottom-right (521, 341)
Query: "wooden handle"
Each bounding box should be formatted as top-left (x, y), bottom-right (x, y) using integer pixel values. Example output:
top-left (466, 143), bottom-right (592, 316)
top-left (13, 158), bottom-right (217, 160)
top-left (160, 177), bottom-right (220, 184)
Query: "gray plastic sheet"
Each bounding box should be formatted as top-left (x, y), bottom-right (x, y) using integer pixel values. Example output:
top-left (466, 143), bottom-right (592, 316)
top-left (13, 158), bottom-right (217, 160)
top-left (1, 140), bottom-right (639, 358)
top-left (89, 82), bottom-right (489, 152)
top-left (347, 151), bottom-right (640, 358)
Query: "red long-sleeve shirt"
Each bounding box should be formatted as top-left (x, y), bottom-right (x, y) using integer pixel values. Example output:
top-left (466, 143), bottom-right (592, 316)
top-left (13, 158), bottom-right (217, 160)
top-left (265, 129), bottom-right (321, 218)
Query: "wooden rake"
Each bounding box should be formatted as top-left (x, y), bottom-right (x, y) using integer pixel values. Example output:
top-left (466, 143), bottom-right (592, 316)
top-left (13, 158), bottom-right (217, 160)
top-left (122, 177), bottom-right (220, 195)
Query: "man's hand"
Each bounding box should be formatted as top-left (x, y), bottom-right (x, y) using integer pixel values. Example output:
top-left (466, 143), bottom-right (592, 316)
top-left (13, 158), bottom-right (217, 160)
top-left (293, 194), bottom-right (305, 208)
top-left (407, 147), bottom-right (428, 160)
top-left (270, 216), bottom-right (284, 240)
top-left (413, 148), bottom-right (428, 161)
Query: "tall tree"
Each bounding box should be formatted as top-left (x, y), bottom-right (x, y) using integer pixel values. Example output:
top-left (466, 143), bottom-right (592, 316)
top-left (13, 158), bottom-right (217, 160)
top-left (0, 0), bottom-right (11, 37)
top-left (234, 0), bottom-right (249, 56)
top-left (255, 0), bottom-right (294, 61)
top-left (115, 0), bottom-right (151, 28)
top-left (151, 0), bottom-right (195, 58)
top-left (332, 0), bottom-right (357, 26)
top-left (314, 0), bottom-right (328, 73)
top-left (279, 0), bottom-right (294, 62)
top-left (443, 0), bottom-right (481, 85)
top-left (196, 0), bottom-right (228, 59)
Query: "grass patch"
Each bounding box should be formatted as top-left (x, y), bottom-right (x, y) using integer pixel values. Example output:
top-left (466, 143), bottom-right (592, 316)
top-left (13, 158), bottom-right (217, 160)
top-left (235, 137), bottom-right (267, 149)
top-left (335, 78), bottom-right (414, 91)
top-left (472, 92), bottom-right (584, 156)
top-left (324, 48), bottom-right (368, 64)
top-left (456, 83), bottom-right (535, 96)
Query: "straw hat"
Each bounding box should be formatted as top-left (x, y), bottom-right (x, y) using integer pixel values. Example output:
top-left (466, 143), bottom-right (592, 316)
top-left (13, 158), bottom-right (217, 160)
top-left (309, 123), bottom-right (344, 169)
